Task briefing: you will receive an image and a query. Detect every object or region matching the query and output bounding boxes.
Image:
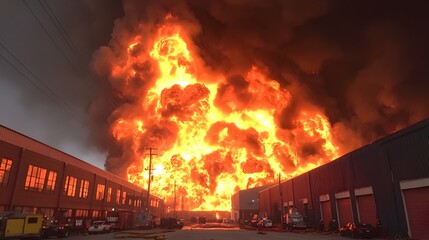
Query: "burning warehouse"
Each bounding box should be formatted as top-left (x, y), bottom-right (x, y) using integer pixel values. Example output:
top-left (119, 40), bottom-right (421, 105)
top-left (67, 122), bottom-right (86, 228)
top-left (256, 118), bottom-right (429, 239)
top-left (1, 0), bottom-right (429, 238)
top-left (88, 0), bottom-right (429, 213)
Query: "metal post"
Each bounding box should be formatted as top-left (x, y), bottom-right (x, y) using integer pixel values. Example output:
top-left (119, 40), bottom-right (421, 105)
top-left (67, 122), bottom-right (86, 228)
top-left (173, 180), bottom-right (176, 218)
top-left (145, 148), bottom-right (157, 213)
top-left (279, 173), bottom-right (284, 229)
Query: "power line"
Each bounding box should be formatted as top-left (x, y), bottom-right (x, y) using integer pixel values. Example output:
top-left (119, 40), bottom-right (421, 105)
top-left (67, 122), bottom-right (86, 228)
top-left (38, 0), bottom-right (102, 86)
top-left (22, 0), bottom-right (95, 91)
top-left (0, 37), bottom-right (84, 122)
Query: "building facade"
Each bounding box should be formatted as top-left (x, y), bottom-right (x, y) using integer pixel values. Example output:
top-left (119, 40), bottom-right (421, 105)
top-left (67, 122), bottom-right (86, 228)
top-left (0, 125), bottom-right (164, 229)
top-left (231, 185), bottom-right (273, 222)
top-left (259, 119), bottom-right (429, 239)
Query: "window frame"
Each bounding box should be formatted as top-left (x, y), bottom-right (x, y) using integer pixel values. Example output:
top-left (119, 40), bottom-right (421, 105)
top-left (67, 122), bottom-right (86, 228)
top-left (24, 164), bottom-right (47, 192)
top-left (63, 176), bottom-right (77, 197)
top-left (0, 158), bottom-right (12, 187)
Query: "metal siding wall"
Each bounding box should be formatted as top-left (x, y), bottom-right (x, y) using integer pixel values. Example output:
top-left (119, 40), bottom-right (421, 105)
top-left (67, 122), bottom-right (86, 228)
top-left (385, 126), bottom-right (429, 181)
top-left (283, 180), bottom-right (293, 203)
top-left (313, 160), bottom-right (345, 195)
top-left (351, 144), bottom-right (385, 188)
top-left (258, 189), bottom-right (271, 219)
top-left (382, 124), bottom-right (429, 237)
top-left (293, 173), bottom-right (310, 202)
top-left (309, 171), bottom-right (322, 225)
top-left (351, 143), bottom-right (402, 236)
top-left (269, 186), bottom-right (281, 223)
top-left (292, 173), bottom-right (312, 223)
top-left (339, 155), bottom-right (354, 190)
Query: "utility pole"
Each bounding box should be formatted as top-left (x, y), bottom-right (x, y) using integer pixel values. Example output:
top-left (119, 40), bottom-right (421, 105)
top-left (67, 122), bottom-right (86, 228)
top-left (279, 173), bottom-right (284, 229)
top-left (173, 180), bottom-right (176, 218)
top-left (145, 147), bottom-right (157, 213)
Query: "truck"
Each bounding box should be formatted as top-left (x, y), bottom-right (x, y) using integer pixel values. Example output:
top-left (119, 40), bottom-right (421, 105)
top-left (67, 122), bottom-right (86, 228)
top-left (284, 208), bottom-right (308, 230)
top-left (0, 211), bottom-right (43, 239)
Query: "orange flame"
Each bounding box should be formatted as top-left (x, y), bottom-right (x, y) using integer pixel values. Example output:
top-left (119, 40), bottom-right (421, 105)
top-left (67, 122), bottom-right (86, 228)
top-left (109, 20), bottom-right (339, 211)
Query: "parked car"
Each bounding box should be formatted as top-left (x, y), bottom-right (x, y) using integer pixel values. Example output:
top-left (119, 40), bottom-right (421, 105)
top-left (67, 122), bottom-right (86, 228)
top-left (88, 221), bottom-right (115, 233)
top-left (339, 222), bottom-right (377, 238)
top-left (257, 219), bottom-right (273, 228)
top-left (159, 218), bottom-right (184, 229)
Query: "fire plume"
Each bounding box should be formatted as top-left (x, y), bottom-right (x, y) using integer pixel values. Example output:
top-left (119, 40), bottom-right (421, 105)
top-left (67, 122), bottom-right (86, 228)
top-left (103, 18), bottom-right (340, 211)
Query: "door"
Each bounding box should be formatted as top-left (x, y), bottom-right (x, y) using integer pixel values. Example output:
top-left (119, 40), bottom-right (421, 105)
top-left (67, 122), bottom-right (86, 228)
top-left (402, 186), bottom-right (429, 240)
top-left (356, 194), bottom-right (377, 226)
top-left (337, 198), bottom-right (353, 228)
top-left (321, 200), bottom-right (331, 231)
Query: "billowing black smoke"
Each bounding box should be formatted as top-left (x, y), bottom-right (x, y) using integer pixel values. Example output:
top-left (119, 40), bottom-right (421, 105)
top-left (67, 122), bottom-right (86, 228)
top-left (90, 0), bottom-right (429, 177)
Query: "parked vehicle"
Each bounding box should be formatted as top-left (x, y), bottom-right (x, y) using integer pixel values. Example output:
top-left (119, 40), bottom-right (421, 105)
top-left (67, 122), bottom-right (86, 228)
top-left (107, 210), bottom-right (135, 230)
top-left (88, 220), bottom-right (115, 233)
top-left (257, 219), bottom-right (273, 228)
top-left (41, 220), bottom-right (70, 238)
top-left (284, 209), bottom-right (308, 230)
top-left (339, 222), bottom-right (377, 239)
top-left (0, 211), bottom-right (43, 239)
top-left (198, 216), bottom-right (206, 224)
top-left (159, 218), bottom-right (183, 229)
top-left (40, 210), bottom-right (71, 238)
top-left (135, 212), bottom-right (156, 229)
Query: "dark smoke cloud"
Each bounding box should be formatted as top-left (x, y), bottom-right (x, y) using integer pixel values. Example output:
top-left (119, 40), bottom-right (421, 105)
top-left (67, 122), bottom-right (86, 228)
top-left (90, 0), bottom-right (429, 176)
top-left (0, 0), bottom-right (124, 168)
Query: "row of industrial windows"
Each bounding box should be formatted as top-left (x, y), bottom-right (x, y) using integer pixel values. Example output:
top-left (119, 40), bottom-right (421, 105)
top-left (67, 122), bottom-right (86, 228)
top-left (24, 165), bottom-right (143, 207)
top-left (1, 159), bottom-right (148, 208)
top-left (10, 207), bottom-right (101, 219)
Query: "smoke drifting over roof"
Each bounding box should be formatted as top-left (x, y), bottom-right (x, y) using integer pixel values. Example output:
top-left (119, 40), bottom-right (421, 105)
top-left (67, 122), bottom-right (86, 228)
top-left (90, 0), bottom-right (429, 180)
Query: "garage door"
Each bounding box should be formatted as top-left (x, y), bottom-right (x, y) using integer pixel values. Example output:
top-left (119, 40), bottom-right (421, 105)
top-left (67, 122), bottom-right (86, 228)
top-left (356, 194), bottom-right (377, 226)
top-left (321, 201), bottom-right (331, 231)
top-left (337, 198), bottom-right (353, 228)
top-left (402, 186), bottom-right (429, 240)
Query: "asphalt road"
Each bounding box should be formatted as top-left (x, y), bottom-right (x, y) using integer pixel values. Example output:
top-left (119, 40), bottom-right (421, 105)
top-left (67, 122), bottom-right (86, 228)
top-left (67, 228), bottom-right (348, 240)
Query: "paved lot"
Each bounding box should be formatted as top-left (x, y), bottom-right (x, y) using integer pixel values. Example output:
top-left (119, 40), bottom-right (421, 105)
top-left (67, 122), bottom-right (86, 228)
top-left (66, 228), bottom-right (347, 240)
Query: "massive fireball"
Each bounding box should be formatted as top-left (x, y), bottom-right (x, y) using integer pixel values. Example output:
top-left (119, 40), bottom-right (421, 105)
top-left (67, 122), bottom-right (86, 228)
top-left (104, 18), bottom-right (339, 211)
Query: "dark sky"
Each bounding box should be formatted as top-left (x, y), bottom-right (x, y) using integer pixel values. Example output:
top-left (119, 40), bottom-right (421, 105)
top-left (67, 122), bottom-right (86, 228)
top-left (1, 0), bottom-right (429, 171)
top-left (0, 0), bottom-right (123, 167)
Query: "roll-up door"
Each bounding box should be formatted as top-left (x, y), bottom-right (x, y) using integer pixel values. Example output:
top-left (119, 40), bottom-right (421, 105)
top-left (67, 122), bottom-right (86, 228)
top-left (337, 198), bottom-right (353, 228)
top-left (402, 186), bottom-right (429, 240)
top-left (321, 201), bottom-right (331, 231)
top-left (356, 194), bottom-right (377, 226)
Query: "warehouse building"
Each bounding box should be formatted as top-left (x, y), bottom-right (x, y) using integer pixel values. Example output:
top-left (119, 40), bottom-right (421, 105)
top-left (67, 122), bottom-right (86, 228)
top-left (0, 125), bottom-right (164, 229)
top-left (231, 184), bottom-right (274, 222)
top-left (259, 119), bottom-right (429, 239)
